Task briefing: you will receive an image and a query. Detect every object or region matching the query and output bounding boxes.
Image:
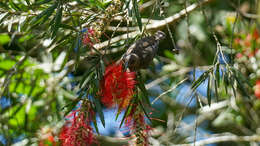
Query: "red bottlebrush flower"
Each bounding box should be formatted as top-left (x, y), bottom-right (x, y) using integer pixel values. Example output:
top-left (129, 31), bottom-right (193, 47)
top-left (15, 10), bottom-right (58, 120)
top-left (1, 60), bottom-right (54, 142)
top-left (244, 34), bottom-right (252, 47)
top-left (248, 48), bottom-right (259, 58)
top-left (253, 29), bottom-right (259, 40)
top-left (124, 104), bottom-right (151, 146)
top-left (236, 53), bottom-right (243, 59)
top-left (234, 38), bottom-right (240, 45)
top-left (100, 62), bottom-right (136, 110)
top-left (38, 127), bottom-right (57, 146)
top-left (82, 28), bottom-right (97, 46)
top-left (59, 112), bottom-right (95, 146)
top-left (38, 135), bottom-right (56, 146)
top-left (255, 80), bottom-right (260, 99)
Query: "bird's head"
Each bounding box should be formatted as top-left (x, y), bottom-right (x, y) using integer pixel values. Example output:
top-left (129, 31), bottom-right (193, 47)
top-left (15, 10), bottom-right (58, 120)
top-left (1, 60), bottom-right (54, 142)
top-left (154, 31), bottom-right (166, 41)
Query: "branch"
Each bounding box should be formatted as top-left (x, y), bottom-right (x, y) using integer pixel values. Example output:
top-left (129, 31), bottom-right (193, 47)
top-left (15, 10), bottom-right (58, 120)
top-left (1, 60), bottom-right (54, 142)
top-left (176, 134), bottom-right (260, 146)
top-left (94, 0), bottom-right (214, 49)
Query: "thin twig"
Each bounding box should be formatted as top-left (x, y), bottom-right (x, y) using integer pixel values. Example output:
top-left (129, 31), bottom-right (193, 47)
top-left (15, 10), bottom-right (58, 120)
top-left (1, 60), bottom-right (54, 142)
top-left (151, 77), bottom-right (188, 105)
top-left (175, 134), bottom-right (260, 146)
top-left (93, 0), bottom-right (214, 49)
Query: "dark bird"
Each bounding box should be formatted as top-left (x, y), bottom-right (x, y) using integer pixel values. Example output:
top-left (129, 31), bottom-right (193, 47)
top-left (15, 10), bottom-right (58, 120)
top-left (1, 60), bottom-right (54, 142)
top-left (120, 31), bottom-right (166, 71)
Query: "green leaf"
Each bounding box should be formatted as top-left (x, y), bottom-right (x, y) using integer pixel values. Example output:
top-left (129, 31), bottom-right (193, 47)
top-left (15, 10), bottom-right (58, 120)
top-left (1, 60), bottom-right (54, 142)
top-left (164, 50), bottom-right (175, 60)
top-left (0, 33), bottom-right (10, 45)
top-left (138, 100), bottom-right (152, 123)
top-left (191, 70), bottom-right (210, 90)
top-left (9, 0), bottom-right (21, 11)
top-left (79, 67), bottom-right (95, 88)
top-left (34, 0), bottom-right (52, 5)
top-left (89, 0), bottom-right (105, 10)
top-left (100, 60), bottom-right (105, 77)
top-left (51, 5), bottom-right (63, 38)
top-left (232, 67), bottom-right (252, 87)
top-left (28, 76), bottom-right (38, 97)
top-left (74, 33), bottom-right (81, 68)
top-left (92, 96), bottom-right (105, 127)
top-left (132, 0), bottom-right (142, 31)
top-left (233, 73), bottom-right (250, 98)
top-left (9, 105), bottom-right (25, 127)
top-left (92, 115), bottom-right (100, 134)
top-left (223, 71), bottom-right (229, 95)
top-left (25, 0), bottom-right (30, 6)
top-left (0, 12), bottom-right (9, 25)
top-left (207, 74), bottom-right (211, 106)
top-left (214, 78), bottom-right (219, 101)
top-left (60, 24), bottom-right (77, 31)
top-left (228, 73), bottom-right (237, 98)
top-left (215, 63), bottom-right (220, 86)
top-left (76, 0), bottom-right (89, 6)
top-left (119, 103), bottom-right (132, 128)
top-left (136, 73), bottom-right (150, 106)
top-left (0, 2), bottom-right (9, 8)
top-left (62, 99), bottom-right (81, 116)
top-left (31, 2), bottom-right (57, 25)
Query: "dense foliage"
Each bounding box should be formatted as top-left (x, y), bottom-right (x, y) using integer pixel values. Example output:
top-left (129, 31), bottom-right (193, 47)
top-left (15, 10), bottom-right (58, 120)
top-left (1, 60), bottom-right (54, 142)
top-left (0, 0), bottom-right (260, 145)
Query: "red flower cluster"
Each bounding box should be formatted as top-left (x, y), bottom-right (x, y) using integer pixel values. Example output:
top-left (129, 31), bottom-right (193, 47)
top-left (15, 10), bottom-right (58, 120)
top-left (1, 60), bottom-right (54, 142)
top-left (38, 134), bottom-right (56, 146)
top-left (234, 28), bottom-right (259, 58)
top-left (125, 105), bottom-right (151, 146)
top-left (100, 62), bottom-right (136, 110)
top-left (255, 80), bottom-right (260, 99)
top-left (59, 110), bottom-right (95, 146)
top-left (38, 126), bottom-right (57, 146)
top-left (82, 28), bottom-right (97, 46)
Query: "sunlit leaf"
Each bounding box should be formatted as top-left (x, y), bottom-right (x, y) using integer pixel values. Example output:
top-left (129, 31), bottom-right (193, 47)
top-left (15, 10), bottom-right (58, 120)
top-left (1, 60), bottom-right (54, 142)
top-left (31, 2), bottom-right (57, 25)
top-left (51, 4), bottom-right (63, 38)
top-left (132, 0), bottom-right (142, 31)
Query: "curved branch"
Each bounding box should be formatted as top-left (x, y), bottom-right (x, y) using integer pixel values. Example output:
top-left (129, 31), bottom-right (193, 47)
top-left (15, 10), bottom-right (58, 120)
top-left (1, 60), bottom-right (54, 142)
top-left (94, 0), bottom-right (215, 49)
top-left (176, 134), bottom-right (260, 146)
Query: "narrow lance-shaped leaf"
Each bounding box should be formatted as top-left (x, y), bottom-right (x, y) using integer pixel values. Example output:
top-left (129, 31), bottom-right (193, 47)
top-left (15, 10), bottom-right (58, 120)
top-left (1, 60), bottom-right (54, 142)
top-left (79, 67), bottom-right (95, 88)
top-left (215, 63), bottom-right (220, 86)
top-left (92, 95), bottom-right (105, 127)
top-left (132, 0), bottom-right (142, 31)
top-left (9, 0), bottom-right (21, 11)
top-left (51, 4), bottom-right (63, 38)
top-left (0, 2), bottom-right (9, 8)
top-left (28, 76), bottom-right (38, 97)
top-left (138, 100), bottom-right (152, 123)
top-left (7, 17), bottom-right (13, 32)
top-left (231, 67), bottom-right (252, 87)
top-left (233, 71), bottom-right (250, 98)
top-left (92, 114), bottom-right (100, 134)
top-left (31, 2), bottom-right (58, 25)
top-left (214, 77), bottom-right (219, 101)
top-left (100, 60), bottom-right (105, 76)
top-left (34, 0), bottom-right (52, 5)
top-left (207, 74), bottom-right (211, 106)
top-left (223, 70), bottom-right (229, 95)
top-left (119, 102), bottom-right (132, 128)
top-left (60, 24), bottom-right (78, 31)
top-left (137, 74), bottom-right (150, 106)
top-left (119, 95), bottom-right (138, 127)
top-left (0, 12), bottom-right (8, 25)
top-left (89, 0), bottom-right (105, 10)
top-left (74, 33), bottom-right (81, 68)
top-left (62, 99), bottom-right (81, 116)
top-left (25, 0), bottom-right (30, 6)
top-left (230, 73), bottom-right (237, 98)
top-left (191, 70), bottom-right (210, 90)
top-left (76, 0), bottom-right (89, 6)
top-left (81, 73), bottom-right (95, 90)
